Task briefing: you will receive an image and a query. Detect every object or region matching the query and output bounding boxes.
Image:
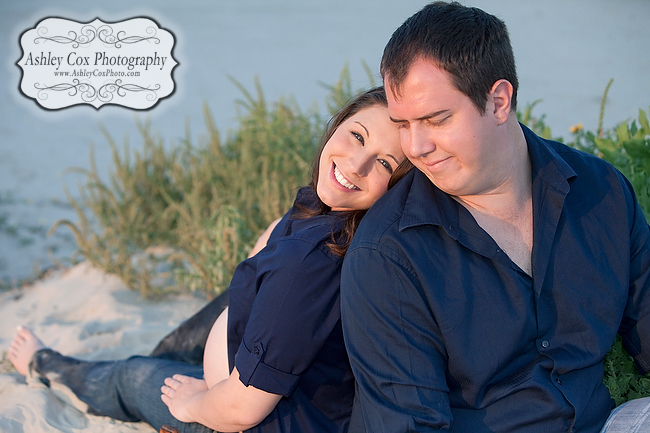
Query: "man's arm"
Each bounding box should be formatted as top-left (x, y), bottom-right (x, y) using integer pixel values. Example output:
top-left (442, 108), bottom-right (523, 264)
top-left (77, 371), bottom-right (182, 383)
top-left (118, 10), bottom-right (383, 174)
top-left (161, 367), bottom-right (282, 432)
top-left (341, 246), bottom-right (452, 432)
top-left (619, 176), bottom-right (650, 373)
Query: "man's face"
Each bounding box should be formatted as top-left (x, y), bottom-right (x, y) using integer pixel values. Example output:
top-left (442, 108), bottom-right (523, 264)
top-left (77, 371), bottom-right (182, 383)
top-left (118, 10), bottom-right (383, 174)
top-left (385, 58), bottom-right (505, 198)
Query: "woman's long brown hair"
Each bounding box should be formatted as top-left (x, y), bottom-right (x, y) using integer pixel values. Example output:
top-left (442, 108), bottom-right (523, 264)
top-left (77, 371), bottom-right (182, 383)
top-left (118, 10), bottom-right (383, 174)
top-left (297, 86), bottom-right (413, 256)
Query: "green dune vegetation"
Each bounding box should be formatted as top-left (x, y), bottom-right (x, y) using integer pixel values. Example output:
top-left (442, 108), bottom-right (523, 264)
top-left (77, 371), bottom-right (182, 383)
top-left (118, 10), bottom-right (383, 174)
top-left (50, 70), bottom-right (650, 405)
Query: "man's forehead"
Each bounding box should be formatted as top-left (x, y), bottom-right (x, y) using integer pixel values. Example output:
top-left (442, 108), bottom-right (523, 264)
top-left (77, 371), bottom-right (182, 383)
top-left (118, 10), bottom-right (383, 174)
top-left (384, 58), bottom-right (448, 102)
top-left (383, 65), bottom-right (419, 102)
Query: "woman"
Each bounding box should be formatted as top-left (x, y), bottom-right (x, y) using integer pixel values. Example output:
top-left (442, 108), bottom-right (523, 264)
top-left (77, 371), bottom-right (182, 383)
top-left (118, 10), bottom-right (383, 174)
top-left (9, 87), bottom-right (406, 433)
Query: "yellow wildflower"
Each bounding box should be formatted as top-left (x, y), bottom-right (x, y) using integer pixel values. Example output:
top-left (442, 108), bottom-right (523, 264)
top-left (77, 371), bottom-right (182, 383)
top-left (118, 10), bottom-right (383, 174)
top-left (569, 123), bottom-right (583, 134)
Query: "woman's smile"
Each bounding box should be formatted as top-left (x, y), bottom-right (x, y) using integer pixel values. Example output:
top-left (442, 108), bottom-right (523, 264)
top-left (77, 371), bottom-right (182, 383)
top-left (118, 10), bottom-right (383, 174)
top-left (333, 163), bottom-right (360, 191)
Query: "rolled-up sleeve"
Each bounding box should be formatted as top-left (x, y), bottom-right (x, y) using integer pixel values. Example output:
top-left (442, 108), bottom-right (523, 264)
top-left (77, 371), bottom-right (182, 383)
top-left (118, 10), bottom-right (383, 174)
top-left (341, 244), bottom-right (452, 432)
top-left (235, 238), bottom-right (343, 397)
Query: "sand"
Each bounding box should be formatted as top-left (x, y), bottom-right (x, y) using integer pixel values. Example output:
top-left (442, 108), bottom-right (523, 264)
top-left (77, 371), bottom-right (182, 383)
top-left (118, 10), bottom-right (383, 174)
top-left (0, 261), bottom-right (208, 432)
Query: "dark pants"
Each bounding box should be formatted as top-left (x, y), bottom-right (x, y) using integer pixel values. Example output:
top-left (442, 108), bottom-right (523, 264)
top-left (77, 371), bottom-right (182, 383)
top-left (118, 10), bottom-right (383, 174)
top-left (29, 290), bottom-right (229, 433)
top-left (149, 290), bottom-right (229, 364)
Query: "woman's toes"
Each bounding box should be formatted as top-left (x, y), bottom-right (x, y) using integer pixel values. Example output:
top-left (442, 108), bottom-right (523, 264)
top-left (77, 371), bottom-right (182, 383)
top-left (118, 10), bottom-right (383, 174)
top-left (8, 326), bottom-right (45, 377)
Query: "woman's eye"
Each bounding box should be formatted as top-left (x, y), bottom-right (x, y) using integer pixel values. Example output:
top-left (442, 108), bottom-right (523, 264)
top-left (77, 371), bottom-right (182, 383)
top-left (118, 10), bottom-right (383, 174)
top-left (352, 131), bottom-right (365, 145)
top-left (379, 159), bottom-right (393, 174)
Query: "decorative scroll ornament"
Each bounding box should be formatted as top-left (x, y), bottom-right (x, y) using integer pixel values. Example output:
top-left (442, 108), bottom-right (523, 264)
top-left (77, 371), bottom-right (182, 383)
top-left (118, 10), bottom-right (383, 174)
top-left (18, 17), bottom-right (177, 110)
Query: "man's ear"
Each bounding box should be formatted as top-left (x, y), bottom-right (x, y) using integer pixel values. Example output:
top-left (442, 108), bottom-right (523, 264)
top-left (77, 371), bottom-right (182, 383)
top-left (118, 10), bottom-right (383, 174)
top-left (489, 79), bottom-right (514, 124)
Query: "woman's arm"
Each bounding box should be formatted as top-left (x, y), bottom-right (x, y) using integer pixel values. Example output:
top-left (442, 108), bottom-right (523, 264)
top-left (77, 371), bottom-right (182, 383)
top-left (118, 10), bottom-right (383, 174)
top-left (248, 218), bottom-right (282, 258)
top-left (162, 217), bottom-right (284, 430)
top-left (161, 367), bottom-right (282, 432)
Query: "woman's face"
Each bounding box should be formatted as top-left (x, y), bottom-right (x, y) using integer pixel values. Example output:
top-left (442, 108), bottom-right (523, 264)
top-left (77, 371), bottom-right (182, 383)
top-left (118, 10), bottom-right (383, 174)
top-left (317, 105), bottom-right (404, 212)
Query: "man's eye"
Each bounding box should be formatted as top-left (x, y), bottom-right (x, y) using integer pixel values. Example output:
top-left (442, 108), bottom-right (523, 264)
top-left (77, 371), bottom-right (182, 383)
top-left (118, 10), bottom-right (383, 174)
top-left (427, 116), bottom-right (448, 127)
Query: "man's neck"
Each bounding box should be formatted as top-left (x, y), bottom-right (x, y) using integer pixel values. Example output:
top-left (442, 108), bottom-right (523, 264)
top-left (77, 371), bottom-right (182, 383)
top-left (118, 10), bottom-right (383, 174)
top-left (454, 121), bottom-right (534, 275)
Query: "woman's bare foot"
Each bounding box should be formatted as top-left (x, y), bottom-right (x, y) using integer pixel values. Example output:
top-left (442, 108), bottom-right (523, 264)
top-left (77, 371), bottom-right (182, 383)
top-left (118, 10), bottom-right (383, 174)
top-left (8, 326), bottom-right (45, 377)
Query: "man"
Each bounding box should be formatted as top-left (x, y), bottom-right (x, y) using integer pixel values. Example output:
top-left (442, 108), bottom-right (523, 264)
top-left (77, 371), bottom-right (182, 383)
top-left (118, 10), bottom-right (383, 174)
top-left (340, 2), bottom-right (650, 432)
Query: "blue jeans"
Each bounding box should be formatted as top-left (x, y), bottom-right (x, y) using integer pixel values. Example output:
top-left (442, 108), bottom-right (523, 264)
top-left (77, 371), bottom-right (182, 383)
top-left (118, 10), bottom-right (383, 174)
top-left (600, 397), bottom-right (650, 432)
top-left (30, 349), bottom-right (214, 433)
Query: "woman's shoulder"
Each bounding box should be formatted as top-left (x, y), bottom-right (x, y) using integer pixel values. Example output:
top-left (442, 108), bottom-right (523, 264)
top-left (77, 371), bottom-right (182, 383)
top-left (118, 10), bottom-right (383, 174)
top-left (260, 187), bottom-right (343, 260)
top-left (293, 186), bottom-right (320, 210)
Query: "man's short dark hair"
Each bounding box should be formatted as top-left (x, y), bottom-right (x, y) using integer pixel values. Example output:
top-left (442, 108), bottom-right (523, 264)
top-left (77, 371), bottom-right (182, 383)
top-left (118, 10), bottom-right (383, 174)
top-left (381, 1), bottom-right (518, 113)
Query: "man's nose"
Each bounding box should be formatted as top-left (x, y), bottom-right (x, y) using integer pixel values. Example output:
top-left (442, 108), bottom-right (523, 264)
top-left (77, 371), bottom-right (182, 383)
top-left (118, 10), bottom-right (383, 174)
top-left (402, 125), bottom-right (435, 158)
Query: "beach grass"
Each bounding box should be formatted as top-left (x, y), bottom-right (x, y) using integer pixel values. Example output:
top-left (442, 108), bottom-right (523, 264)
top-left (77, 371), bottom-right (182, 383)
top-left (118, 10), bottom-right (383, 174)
top-left (49, 65), bottom-right (368, 298)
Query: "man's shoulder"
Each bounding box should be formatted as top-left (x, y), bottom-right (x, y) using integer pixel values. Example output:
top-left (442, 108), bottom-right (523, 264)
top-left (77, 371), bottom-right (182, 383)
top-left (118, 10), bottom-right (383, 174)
top-left (529, 128), bottom-right (616, 175)
top-left (526, 128), bottom-right (637, 217)
top-left (523, 126), bottom-right (625, 190)
top-left (550, 138), bottom-right (631, 192)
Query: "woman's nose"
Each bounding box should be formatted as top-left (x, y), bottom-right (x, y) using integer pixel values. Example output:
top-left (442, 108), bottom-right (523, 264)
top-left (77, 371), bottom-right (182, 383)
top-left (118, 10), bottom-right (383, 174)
top-left (348, 153), bottom-right (374, 178)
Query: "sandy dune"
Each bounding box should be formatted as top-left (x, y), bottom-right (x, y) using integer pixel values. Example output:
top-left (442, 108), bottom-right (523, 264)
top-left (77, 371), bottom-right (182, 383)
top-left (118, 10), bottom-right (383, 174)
top-left (0, 262), bottom-right (207, 432)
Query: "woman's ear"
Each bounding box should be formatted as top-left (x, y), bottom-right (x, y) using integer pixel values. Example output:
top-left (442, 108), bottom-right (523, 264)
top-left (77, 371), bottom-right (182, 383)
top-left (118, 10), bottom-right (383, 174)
top-left (489, 79), bottom-right (514, 125)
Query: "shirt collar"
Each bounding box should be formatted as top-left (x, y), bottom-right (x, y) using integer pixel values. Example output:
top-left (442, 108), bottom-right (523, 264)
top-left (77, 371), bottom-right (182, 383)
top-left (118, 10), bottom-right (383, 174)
top-left (399, 123), bottom-right (577, 233)
top-left (522, 123), bottom-right (576, 195)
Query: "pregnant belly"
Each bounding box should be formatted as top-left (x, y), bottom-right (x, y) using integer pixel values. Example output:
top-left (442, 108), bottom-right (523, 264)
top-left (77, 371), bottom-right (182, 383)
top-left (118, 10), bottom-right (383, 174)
top-left (203, 307), bottom-right (231, 388)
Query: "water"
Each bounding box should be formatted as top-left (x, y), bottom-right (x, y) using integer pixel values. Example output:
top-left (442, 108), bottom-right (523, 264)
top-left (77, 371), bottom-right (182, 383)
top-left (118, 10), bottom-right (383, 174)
top-left (1, 0), bottom-right (649, 284)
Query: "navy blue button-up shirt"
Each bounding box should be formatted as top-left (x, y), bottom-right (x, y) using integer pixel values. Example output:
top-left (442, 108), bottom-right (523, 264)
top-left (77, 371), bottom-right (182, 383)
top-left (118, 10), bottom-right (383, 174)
top-left (341, 125), bottom-right (650, 432)
top-left (228, 187), bottom-right (354, 433)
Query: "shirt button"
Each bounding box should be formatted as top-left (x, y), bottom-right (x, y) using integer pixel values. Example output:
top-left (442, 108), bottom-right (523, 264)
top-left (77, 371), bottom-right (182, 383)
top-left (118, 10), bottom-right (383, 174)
top-left (253, 347), bottom-right (260, 356)
top-left (556, 378), bottom-right (562, 385)
top-left (541, 340), bottom-right (550, 349)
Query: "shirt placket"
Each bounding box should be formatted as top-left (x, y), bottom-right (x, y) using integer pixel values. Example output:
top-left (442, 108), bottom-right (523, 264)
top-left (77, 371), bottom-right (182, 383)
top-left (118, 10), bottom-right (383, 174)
top-left (531, 168), bottom-right (579, 431)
